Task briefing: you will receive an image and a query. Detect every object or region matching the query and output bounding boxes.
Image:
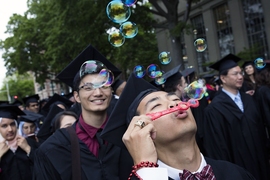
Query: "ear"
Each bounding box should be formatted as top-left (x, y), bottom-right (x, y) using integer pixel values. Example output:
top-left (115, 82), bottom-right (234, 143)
top-left (220, 75), bottom-right (226, 84)
top-left (73, 91), bottom-right (81, 103)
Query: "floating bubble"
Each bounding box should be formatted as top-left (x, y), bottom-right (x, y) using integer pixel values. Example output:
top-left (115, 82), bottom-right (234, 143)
top-left (104, 69), bottom-right (114, 87)
top-left (108, 31), bottom-right (125, 47)
top-left (122, 0), bottom-right (137, 6)
top-left (254, 57), bottom-right (265, 69)
top-left (194, 38), bottom-right (207, 52)
top-left (184, 80), bottom-right (206, 100)
top-left (159, 51), bottom-right (171, 65)
top-left (91, 69), bottom-right (111, 88)
top-left (146, 64), bottom-right (160, 78)
top-left (80, 60), bottom-right (105, 78)
top-left (120, 21), bottom-right (138, 38)
top-left (154, 71), bottom-right (166, 85)
top-left (106, 0), bottom-right (131, 24)
top-left (133, 65), bottom-right (145, 78)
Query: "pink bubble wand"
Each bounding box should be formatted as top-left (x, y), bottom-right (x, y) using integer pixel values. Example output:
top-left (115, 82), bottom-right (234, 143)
top-left (147, 99), bottom-right (199, 121)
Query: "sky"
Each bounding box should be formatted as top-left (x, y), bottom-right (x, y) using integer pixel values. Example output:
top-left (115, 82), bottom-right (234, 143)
top-left (0, 0), bottom-right (28, 87)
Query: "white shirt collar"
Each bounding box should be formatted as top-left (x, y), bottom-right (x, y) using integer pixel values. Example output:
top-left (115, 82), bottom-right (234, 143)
top-left (157, 153), bottom-right (207, 180)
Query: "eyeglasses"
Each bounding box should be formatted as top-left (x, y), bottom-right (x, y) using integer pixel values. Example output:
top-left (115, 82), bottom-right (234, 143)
top-left (79, 83), bottom-right (111, 92)
top-left (228, 72), bottom-right (244, 76)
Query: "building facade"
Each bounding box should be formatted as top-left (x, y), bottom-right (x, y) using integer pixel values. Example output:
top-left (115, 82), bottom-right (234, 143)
top-left (154, 0), bottom-right (270, 75)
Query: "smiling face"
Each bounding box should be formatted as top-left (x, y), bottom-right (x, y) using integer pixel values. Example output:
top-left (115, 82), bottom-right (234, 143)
top-left (244, 65), bottom-right (254, 76)
top-left (74, 74), bottom-right (112, 113)
top-left (137, 91), bottom-right (197, 146)
top-left (0, 118), bottom-right (17, 141)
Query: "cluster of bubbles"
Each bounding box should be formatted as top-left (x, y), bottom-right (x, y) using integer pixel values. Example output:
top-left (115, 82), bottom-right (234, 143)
top-left (194, 38), bottom-right (207, 52)
top-left (80, 60), bottom-right (114, 89)
top-left (106, 0), bottom-right (138, 47)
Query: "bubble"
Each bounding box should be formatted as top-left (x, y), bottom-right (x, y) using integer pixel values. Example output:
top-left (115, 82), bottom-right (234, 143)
top-left (122, 0), bottom-right (137, 7)
top-left (92, 69), bottom-right (111, 88)
top-left (80, 60), bottom-right (105, 78)
top-left (108, 31), bottom-right (125, 47)
top-left (104, 70), bottom-right (114, 87)
top-left (159, 51), bottom-right (171, 65)
top-left (194, 38), bottom-right (207, 52)
top-left (119, 21), bottom-right (138, 38)
top-left (146, 64), bottom-right (160, 78)
top-left (133, 65), bottom-right (145, 78)
top-left (184, 80), bottom-right (206, 100)
top-left (106, 0), bottom-right (131, 24)
top-left (154, 71), bottom-right (166, 85)
top-left (254, 57), bottom-right (265, 69)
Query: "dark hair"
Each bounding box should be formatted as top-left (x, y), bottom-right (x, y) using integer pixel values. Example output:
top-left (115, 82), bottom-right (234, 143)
top-left (243, 64), bottom-right (256, 90)
top-left (52, 111), bottom-right (78, 132)
top-left (163, 78), bottom-right (181, 92)
top-left (255, 65), bottom-right (270, 88)
top-left (219, 69), bottom-right (229, 84)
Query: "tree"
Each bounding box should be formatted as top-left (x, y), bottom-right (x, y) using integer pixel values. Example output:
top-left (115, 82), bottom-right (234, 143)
top-left (0, 72), bottom-right (35, 102)
top-left (0, 0), bottom-right (158, 84)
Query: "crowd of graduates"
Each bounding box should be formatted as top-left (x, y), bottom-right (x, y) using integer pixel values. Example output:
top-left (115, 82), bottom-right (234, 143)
top-left (0, 44), bottom-right (270, 180)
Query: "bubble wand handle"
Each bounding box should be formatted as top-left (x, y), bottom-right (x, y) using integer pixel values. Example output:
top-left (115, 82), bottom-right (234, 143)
top-left (147, 99), bottom-right (199, 120)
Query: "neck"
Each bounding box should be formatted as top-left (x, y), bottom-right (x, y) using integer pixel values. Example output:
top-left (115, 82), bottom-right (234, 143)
top-left (156, 137), bottom-right (201, 172)
top-left (249, 75), bottom-right (255, 83)
top-left (81, 110), bottom-right (107, 128)
top-left (222, 85), bottom-right (238, 95)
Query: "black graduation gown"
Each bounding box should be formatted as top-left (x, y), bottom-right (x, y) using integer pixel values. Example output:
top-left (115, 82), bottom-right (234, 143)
top-left (0, 138), bottom-right (38, 180)
top-left (202, 90), bottom-right (269, 180)
top-left (33, 124), bottom-right (133, 180)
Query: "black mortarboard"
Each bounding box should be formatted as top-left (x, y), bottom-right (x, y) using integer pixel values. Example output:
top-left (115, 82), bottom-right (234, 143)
top-left (42, 93), bottom-right (73, 113)
top-left (101, 73), bottom-right (158, 149)
top-left (56, 44), bottom-right (122, 88)
top-left (0, 101), bottom-right (9, 106)
top-left (11, 100), bottom-right (23, 106)
top-left (0, 105), bottom-right (25, 120)
top-left (63, 92), bottom-right (74, 100)
top-left (163, 64), bottom-right (182, 86)
top-left (19, 110), bottom-right (43, 123)
top-left (22, 94), bottom-right (40, 105)
top-left (209, 53), bottom-right (241, 72)
top-left (242, 61), bottom-right (253, 68)
top-left (181, 68), bottom-right (195, 77)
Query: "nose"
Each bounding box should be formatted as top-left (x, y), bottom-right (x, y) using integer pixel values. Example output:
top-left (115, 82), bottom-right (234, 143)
top-left (92, 87), bottom-right (102, 95)
top-left (7, 125), bottom-right (12, 131)
top-left (168, 101), bottom-right (178, 109)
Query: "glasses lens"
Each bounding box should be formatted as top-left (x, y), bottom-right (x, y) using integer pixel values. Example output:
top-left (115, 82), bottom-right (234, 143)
top-left (80, 60), bottom-right (106, 78)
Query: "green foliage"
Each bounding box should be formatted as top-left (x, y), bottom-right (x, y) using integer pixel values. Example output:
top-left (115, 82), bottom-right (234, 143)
top-left (0, 72), bottom-right (35, 102)
top-left (236, 45), bottom-right (262, 66)
top-left (0, 0), bottom-right (158, 84)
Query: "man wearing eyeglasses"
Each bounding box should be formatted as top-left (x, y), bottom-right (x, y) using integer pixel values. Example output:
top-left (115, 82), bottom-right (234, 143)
top-left (202, 54), bottom-right (270, 180)
top-left (33, 45), bottom-right (133, 180)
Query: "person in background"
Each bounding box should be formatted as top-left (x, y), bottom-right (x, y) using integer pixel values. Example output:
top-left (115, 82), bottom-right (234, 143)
top-left (101, 73), bottom-right (255, 180)
top-left (52, 110), bottom-right (78, 132)
top-left (203, 54), bottom-right (269, 180)
top-left (22, 94), bottom-right (40, 114)
top-left (0, 105), bottom-right (39, 180)
top-left (33, 44), bottom-right (133, 180)
top-left (241, 61), bottom-right (256, 96)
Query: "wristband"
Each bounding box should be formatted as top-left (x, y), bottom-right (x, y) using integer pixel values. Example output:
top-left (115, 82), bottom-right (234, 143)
top-left (128, 161), bottom-right (158, 180)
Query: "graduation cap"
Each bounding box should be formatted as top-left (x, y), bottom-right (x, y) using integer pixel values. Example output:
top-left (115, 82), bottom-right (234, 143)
top-left (101, 73), bottom-right (158, 149)
top-left (42, 93), bottom-right (74, 113)
top-left (56, 44), bottom-right (122, 88)
top-left (19, 110), bottom-right (43, 123)
top-left (111, 79), bottom-right (125, 92)
top-left (162, 64), bottom-right (182, 86)
top-left (181, 68), bottom-right (195, 77)
top-left (0, 101), bottom-right (9, 106)
top-left (22, 94), bottom-right (40, 105)
top-left (209, 53), bottom-right (241, 72)
top-left (242, 61), bottom-right (253, 69)
top-left (11, 100), bottom-right (23, 106)
top-left (0, 105), bottom-right (25, 120)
